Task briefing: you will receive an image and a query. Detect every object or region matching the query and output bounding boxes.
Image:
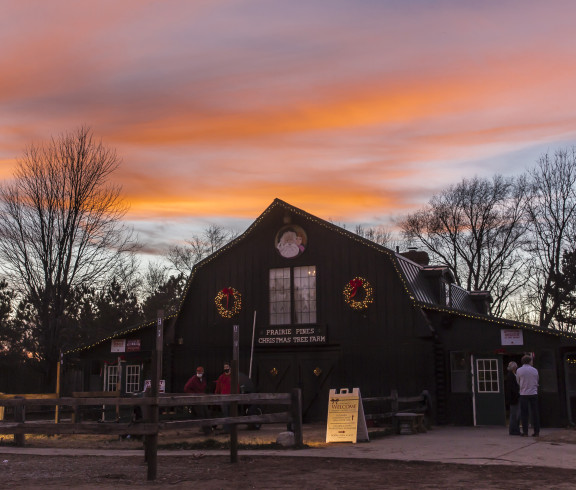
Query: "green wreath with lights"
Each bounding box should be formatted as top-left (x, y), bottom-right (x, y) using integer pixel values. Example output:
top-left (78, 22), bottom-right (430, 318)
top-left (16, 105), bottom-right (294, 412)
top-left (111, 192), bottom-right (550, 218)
top-left (343, 277), bottom-right (374, 310)
top-left (215, 287), bottom-right (242, 318)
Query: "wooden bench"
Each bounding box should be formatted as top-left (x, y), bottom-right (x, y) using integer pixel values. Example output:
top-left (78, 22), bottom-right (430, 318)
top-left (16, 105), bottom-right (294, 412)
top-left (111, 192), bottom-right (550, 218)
top-left (363, 389), bottom-right (432, 434)
top-left (394, 412), bottom-right (426, 434)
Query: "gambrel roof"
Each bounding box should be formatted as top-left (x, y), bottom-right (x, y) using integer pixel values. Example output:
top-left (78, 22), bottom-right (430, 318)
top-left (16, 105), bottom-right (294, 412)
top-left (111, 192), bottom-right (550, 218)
top-left (66, 198), bottom-right (576, 354)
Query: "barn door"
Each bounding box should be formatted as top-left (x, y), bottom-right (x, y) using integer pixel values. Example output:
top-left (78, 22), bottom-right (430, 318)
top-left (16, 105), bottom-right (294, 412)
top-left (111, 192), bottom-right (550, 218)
top-left (299, 352), bottom-right (338, 420)
top-left (256, 355), bottom-right (295, 396)
top-left (471, 355), bottom-right (506, 426)
top-left (255, 350), bottom-right (339, 421)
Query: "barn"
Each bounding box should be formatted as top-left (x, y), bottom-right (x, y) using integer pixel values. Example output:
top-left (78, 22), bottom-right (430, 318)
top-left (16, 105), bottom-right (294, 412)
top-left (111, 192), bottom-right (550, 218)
top-left (65, 199), bottom-right (576, 427)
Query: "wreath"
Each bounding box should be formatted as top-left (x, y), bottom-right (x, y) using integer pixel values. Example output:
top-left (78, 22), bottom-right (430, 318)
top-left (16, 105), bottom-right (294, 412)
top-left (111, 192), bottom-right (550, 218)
top-left (215, 287), bottom-right (242, 318)
top-left (343, 277), bottom-right (374, 310)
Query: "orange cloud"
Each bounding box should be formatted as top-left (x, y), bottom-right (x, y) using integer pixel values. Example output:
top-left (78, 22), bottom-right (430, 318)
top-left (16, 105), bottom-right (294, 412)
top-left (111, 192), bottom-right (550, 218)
top-left (122, 172), bottom-right (409, 224)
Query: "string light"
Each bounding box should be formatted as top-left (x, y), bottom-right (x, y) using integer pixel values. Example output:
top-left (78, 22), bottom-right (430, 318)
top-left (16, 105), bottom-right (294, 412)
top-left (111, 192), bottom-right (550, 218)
top-left (64, 314), bottom-right (178, 355)
top-left (66, 198), bottom-right (576, 354)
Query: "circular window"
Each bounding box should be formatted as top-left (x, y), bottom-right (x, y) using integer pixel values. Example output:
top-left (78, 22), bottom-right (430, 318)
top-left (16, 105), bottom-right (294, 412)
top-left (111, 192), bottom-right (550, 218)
top-left (275, 225), bottom-right (307, 259)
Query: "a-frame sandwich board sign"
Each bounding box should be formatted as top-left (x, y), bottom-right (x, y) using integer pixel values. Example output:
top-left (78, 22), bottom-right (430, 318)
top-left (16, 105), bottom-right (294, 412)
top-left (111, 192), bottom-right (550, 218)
top-left (326, 387), bottom-right (369, 443)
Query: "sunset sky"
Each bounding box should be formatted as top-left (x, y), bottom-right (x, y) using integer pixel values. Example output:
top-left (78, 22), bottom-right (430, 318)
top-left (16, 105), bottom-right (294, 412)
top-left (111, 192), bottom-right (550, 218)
top-left (3, 1), bottom-right (576, 258)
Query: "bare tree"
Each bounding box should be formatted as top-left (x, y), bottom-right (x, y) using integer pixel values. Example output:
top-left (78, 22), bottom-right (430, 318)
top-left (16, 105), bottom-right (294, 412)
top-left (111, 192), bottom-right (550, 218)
top-left (142, 261), bottom-right (170, 298)
top-left (399, 175), bottom-right (530, 316)
top-left (525, 148), bottom-right (576, 329)
top-left (110, 251), bottom-right (143, 298)
top-left (167, 224), bottom-right (238, 276)
top-left (355, 224), bottom-right (396, 248)
top-left (0, 127), bottom-right (137, 387)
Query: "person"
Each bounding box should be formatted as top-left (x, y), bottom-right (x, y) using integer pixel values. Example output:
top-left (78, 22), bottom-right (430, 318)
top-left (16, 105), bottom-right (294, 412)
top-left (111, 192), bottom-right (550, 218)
top-left (215, 362), bottom-right (232, 433)
top-left (505, 361), bottom-right (521, 435)
top-left (183, 366), bottom-right (211, 434)
top-left (516, 354), bottom-right (540, 437)
top-left (184, 366), bottom-right (207, 394)
top-left (215, 362), bottom-right (232, 395)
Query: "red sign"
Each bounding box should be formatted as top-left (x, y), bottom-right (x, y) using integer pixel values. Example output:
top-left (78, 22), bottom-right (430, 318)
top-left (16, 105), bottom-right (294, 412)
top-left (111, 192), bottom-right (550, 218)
top-left (126, 339), bottom-right (141, 352)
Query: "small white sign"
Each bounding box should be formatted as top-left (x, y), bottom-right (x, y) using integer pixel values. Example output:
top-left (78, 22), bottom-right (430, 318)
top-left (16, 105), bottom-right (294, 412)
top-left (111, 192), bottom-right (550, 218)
top-left (111, 339), bottom-right (126, 353)
top-left (126, 339), bottom-right (141, 352)
top-left (501, 329), bottom-right (523, 346)
top-left (144, 379), bottom-right (166, 393)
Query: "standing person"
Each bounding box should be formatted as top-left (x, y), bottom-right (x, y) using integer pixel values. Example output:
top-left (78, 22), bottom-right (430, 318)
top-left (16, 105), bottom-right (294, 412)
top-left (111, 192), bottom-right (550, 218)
top-left (184, 366), bottom-right (207, 394)
top-left (505, 361), bottom-right (521, 436)
top-left (183, 366), bottom-right (211, 434)
top-left (215, 362), bottom-right (232, 433)
top-left (516, 354), bottom-right (540, 437)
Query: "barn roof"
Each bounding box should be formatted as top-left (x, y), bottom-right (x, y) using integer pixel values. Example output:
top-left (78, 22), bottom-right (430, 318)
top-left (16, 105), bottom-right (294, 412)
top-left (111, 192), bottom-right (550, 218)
top-left (65, 198), bottom-right (576, 354)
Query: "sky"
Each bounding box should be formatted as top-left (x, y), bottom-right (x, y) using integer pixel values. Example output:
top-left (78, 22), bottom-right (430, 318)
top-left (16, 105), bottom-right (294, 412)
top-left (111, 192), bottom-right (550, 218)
top-left (3, 0), bottom-right (576, 259)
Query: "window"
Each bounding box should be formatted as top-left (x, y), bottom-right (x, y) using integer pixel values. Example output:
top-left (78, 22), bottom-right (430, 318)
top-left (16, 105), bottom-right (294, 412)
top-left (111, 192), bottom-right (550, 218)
top-left (104, 363), bottom-right (141, 393)
top-left (104, 365), bottom-right (119, 392)
top-left (125, 365), bottom-right (141, 393)
top-left (270, 266), bottom-right (316, 325)
top-left (476, 359), bottom-right (500, 393)
top-left (450, 351), bottom-right (469, 393)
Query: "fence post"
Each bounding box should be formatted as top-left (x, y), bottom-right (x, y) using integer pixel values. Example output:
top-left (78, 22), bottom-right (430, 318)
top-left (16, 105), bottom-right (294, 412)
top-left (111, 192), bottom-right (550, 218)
top-left (14, 396), bottom-right (25, 447)
top-left (230, 359), bottom-right (239, 463)
top-left (145, 310), bottom-right (163, 481)
top-left (391, 389), bottom-right (399, 433)
top-left (291, 388), bottom-right (303, 447)
top-left (55, 358), bottom-right (61, 423)
top-left (391, 389), bottom-right (399, 412)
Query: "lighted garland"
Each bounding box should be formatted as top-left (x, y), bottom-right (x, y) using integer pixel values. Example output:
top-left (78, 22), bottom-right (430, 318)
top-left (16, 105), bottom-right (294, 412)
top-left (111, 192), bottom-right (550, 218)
top-left (343, 277), bottom-right (374, 310)
top-left (215, 287), bottom-right (242, 318)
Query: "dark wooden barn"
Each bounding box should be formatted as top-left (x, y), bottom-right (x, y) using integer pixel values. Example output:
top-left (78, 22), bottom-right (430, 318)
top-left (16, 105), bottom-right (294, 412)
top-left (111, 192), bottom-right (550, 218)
top-left (65, 199), bottom-right (576, 427)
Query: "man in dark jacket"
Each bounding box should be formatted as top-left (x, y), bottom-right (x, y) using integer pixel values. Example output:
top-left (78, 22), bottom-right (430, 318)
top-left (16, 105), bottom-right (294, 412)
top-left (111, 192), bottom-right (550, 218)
top-left (506, 361), bottom-right (521, 435)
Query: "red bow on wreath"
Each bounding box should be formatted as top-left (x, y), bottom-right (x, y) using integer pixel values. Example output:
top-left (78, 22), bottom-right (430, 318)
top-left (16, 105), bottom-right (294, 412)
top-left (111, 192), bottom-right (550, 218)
top-left (222, 287), bottom-right (233, 309)
top-left (348, 278), bottom-right (364, 298)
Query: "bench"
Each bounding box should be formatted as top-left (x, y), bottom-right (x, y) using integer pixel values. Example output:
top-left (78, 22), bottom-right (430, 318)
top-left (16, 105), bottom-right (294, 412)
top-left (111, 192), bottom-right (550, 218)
top-left (363, 389), bottom-right (432, 434)
top-left (394, 412), bottom-right (426, 434)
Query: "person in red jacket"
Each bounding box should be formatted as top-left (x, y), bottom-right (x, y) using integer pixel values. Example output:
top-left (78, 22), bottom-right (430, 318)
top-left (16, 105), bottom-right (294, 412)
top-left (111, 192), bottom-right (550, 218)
top-left (184, 366), bottom-right (207, 394)
top-left (215, 362), bottom-right (231, 394)
top-left (183, 366), bottom-right (211, 434)
top-left (215, 362), bottom-right (232, 433)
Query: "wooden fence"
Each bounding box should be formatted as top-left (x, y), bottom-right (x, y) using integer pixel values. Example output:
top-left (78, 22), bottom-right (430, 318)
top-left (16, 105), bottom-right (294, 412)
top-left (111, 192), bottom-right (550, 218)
top-left (0, 389), bottom-right (303, 481)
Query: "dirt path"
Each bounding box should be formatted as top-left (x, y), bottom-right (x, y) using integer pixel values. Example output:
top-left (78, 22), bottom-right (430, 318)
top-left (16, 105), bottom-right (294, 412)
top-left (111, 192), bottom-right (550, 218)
top-left (2, 454), bottom-right (576, 489)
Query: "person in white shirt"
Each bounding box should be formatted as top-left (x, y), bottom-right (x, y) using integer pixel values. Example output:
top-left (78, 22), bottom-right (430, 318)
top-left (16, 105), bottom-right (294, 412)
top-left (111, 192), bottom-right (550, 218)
top-left (515, 355), bottom-right (540, 437)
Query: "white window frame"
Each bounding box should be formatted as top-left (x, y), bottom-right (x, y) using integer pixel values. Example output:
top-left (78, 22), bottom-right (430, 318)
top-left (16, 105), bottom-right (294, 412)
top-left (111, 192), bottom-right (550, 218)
top-left (270, 267), bottom-right (292, 325)
top-left (125, 364), bottom-right (141, 393)
top-left (104, 364), bottom-right (119, 392)
top-left (294, 265), bottom-right (316, 324)
top-left (269, 265), bottom-right (316, 325)
top-left (476, 359), bottom-right (500, 393)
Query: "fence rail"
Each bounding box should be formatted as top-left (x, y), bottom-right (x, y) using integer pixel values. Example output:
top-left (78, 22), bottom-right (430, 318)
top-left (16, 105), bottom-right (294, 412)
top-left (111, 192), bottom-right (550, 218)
top-left (0, 392), bottom-right (293, 408)
top-left (0, 389), bottom-right (303, 479)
